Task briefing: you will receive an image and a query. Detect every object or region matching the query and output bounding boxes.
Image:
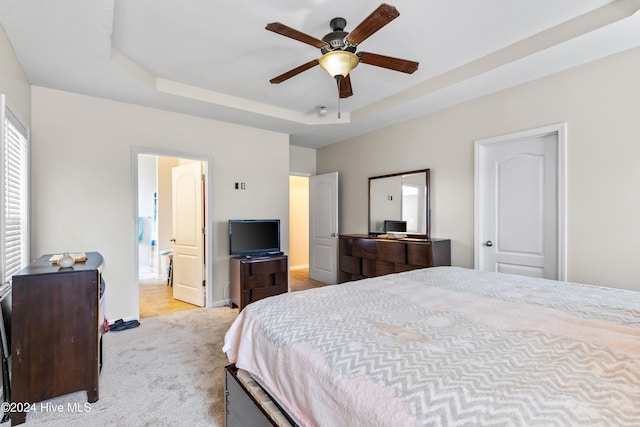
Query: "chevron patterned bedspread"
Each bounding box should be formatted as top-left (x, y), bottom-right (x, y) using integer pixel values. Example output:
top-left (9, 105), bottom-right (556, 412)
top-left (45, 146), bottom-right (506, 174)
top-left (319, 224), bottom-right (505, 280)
top-left (223, 267), bottom-right (640, 426)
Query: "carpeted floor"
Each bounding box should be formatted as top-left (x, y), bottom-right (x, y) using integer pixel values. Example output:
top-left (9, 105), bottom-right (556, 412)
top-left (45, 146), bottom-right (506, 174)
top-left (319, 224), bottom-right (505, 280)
top-left (3, 271), bottom-right (327, 426)
top-left (3, 307), bottom-right (238, 426)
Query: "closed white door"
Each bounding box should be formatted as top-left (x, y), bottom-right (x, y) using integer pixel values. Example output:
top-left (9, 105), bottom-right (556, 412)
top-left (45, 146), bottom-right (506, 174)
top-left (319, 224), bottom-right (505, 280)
top-left (309, 172), bottom-right (338, 284)
top-left (172, 162), bottom-right (205, 306)
top-left (475, 125), bottom-right (566, 280)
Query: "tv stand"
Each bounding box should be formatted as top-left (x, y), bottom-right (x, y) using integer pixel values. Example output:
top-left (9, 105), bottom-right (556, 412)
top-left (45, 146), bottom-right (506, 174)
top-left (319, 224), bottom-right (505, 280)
top-left (230, 254), bottom-right (288, 311)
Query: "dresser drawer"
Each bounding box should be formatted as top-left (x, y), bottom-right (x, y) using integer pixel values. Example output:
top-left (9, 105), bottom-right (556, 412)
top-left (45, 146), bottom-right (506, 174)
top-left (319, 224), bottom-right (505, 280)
top-left (249, 283), bottom-right (288, 303)
top-left (376, 241), bottom-right (406, 264)
top-left (340, 255), bottom-right (361, 275)
top-left (353, 238), bottom-right (376, 259)
top-left (249, 258), bottom-right (287, 275)
top-left (407, 242), bottom-right (432, 267)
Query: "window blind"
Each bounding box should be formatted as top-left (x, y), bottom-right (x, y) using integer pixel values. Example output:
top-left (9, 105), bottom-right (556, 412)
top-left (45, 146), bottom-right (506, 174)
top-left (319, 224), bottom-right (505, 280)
top-left (1, 95), bottom-right (29, 283)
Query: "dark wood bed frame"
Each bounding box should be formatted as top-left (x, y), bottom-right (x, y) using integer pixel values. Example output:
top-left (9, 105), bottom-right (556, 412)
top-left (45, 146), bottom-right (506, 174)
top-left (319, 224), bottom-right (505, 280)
top-left (225, 364), bottom-right (297, 427)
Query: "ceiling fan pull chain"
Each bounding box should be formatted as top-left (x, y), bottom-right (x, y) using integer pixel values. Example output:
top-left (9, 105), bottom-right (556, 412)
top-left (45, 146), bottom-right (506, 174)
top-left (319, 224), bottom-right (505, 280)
top-left (337, 81), bottom-right (341, 119)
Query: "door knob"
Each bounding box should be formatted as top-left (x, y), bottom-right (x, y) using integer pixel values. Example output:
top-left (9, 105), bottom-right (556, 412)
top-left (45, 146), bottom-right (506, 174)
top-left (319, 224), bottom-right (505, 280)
top-left (170, 238), bottom-right (176, 243)
top-left (484, 240), bottom-right (493, 247)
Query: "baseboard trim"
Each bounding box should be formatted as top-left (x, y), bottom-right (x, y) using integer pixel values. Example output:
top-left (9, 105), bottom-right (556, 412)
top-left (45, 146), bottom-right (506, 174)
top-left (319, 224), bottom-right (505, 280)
top-left (211, 299), bottom-right (231, 308)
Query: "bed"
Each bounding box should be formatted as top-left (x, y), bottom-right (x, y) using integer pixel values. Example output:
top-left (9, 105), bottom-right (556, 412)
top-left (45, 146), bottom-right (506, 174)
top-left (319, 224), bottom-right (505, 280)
top-left (223, 266), bottom-right (640, 426)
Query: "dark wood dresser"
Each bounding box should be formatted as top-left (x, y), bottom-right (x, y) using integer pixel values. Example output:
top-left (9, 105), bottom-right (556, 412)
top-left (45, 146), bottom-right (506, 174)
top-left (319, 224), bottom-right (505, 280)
top-left (230, 255), bottom-right (288, 311)
top-left (10, 252), bottom-right (105, 425)
top-left (339, 235), bottom-right (451, 283)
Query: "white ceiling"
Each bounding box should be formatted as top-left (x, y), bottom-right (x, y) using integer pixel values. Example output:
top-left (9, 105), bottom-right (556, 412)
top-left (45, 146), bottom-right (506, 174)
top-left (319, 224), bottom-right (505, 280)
top-left (1, 0), bottom-right (639, 148)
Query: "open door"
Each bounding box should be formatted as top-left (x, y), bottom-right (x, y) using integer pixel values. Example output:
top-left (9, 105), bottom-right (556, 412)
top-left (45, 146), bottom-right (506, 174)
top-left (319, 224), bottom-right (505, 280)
top-left (309, 172), bottom-right (338, 284)
top-left (171, 161), bottom-right (205, 306)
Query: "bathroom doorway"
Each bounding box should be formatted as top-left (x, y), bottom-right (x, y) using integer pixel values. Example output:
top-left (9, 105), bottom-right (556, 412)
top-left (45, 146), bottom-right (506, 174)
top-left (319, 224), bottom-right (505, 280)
top-left (137, 153), bottom-right (205, 317)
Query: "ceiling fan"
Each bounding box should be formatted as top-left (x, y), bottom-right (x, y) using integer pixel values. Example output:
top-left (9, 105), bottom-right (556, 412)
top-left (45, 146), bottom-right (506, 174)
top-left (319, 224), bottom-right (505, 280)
top-left (266, 3), bottom-right (419, 99)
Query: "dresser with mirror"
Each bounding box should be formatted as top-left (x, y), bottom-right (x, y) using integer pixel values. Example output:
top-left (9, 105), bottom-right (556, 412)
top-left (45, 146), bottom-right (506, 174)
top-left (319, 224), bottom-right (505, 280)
top-left (339, 169), bottom-right (451, 283)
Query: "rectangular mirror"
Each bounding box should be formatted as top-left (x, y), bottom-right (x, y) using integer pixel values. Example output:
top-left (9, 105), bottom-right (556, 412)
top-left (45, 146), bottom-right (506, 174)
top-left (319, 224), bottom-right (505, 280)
top-left (369, 169), bottom-right (430, 237)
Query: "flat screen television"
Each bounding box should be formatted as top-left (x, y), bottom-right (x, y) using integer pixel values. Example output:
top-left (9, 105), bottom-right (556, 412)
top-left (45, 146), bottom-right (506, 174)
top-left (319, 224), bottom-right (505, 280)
top-left (228, 219), bottom-right (281, 257)
top-left (384, 220), bottom-right (407, 232)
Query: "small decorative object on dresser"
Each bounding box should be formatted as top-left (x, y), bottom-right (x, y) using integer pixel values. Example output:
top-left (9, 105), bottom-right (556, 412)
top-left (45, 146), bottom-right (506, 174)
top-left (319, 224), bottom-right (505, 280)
top-left (57, 252), bottom-right (75, 267)
top-left (49, 252), bottom-right (88, 266)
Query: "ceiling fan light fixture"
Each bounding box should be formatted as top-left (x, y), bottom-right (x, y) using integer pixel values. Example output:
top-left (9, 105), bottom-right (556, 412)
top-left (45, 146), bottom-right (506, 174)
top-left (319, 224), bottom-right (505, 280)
top-left (318, 51), bottom-right (359, 80)
top-left (316, 105), bottom-right (328, 116)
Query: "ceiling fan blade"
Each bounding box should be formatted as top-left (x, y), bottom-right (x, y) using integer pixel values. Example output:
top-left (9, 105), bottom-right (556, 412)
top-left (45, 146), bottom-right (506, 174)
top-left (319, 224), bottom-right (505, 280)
top-left (338, 75), bottom-right (353, 98)
top-left (345, 3), bottom-right (399, 46)
top-left (357, 52), bottom-right (419, 74)
top-left (266, 22), bottom-right (329, 49)
top-left (270, 59), bottom-right (320, 84)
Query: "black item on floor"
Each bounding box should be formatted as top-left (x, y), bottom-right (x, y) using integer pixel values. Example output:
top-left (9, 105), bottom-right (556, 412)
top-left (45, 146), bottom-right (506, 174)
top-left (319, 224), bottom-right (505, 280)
top-left (109, 319), bottom-right (140, 332)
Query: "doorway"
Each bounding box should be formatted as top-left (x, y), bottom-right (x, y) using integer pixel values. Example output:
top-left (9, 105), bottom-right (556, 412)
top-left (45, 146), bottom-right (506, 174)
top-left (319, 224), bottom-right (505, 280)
top-left (474, 123), bottom-right (567, 280)
top-left (136, 152), bottom-right (207, 318)
top-left (289, 175), bottom-right (328, 291)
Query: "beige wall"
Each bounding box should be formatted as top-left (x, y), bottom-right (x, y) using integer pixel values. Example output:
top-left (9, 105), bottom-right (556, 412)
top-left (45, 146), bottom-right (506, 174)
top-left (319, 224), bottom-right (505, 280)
top-left (0, 23), bottom-right (30, 126)
top-left (289, 176), bottom-right (309, 269)
top-left (290, 145), bottom-right (316, 175)
top-left (318, 46), bottom-right (640, 292)
top-left (30, 87), bottom-right (290, 320)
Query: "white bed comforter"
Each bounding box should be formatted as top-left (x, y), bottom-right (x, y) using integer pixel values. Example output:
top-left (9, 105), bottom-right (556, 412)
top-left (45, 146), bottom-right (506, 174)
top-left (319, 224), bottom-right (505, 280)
top-left (223, 267), bottom-right (640, 426)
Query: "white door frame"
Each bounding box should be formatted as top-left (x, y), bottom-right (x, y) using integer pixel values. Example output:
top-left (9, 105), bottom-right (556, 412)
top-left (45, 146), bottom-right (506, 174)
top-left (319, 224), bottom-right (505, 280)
top-left (131, 146), bottom-right (213, 319)
top-left (474, 123), bottom-right (568, 281)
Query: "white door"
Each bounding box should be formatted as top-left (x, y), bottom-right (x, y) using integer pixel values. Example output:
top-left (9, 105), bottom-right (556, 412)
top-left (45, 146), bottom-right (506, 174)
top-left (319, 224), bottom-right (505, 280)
top-left (475, 124), bottom-right (566, 280)
top-left (309, 172), bottom-right (338, 284)
top-left (172, 162), bottom-right (205, 306)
